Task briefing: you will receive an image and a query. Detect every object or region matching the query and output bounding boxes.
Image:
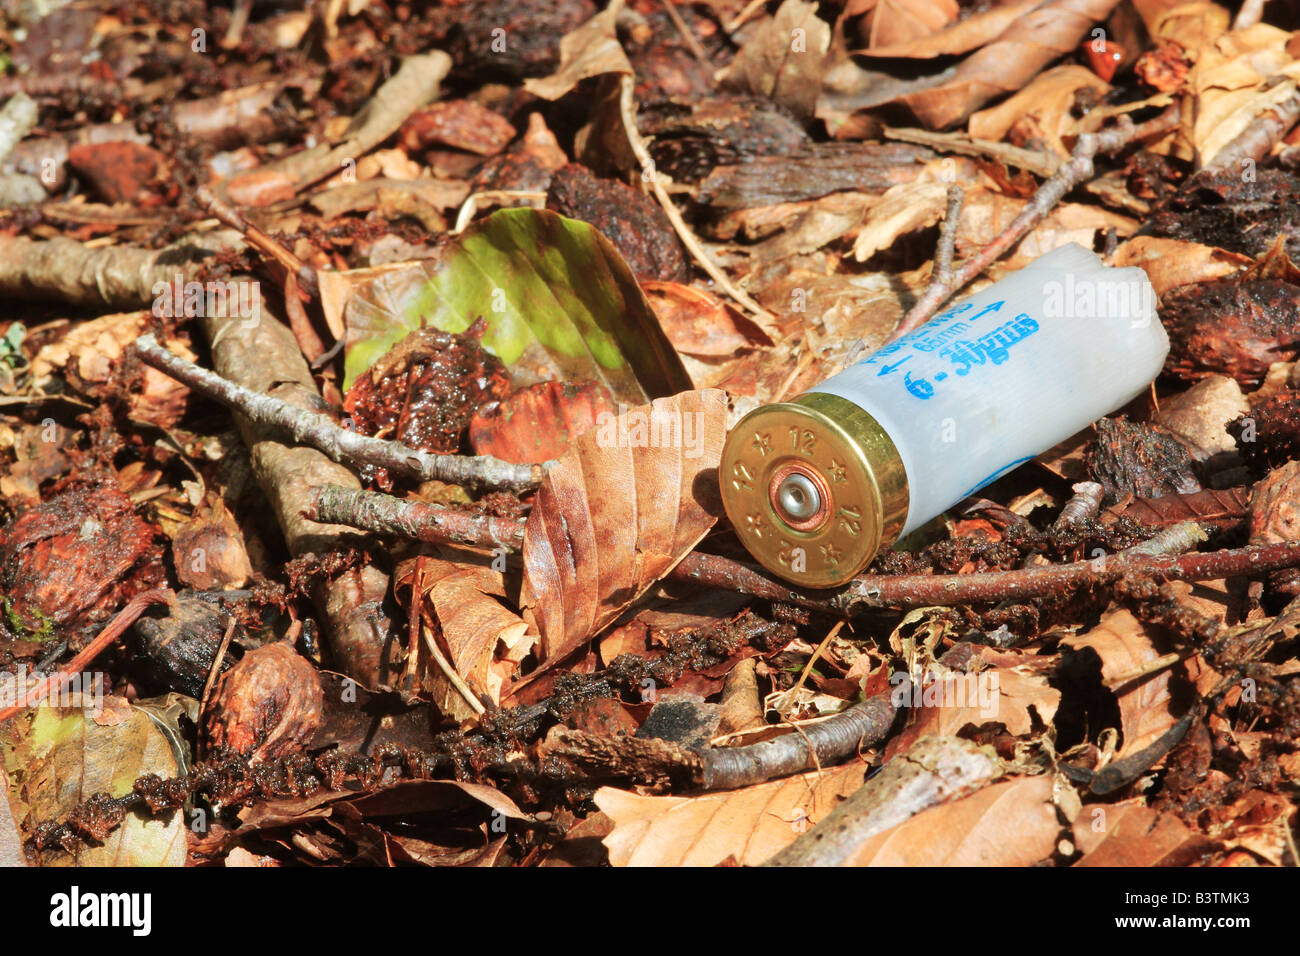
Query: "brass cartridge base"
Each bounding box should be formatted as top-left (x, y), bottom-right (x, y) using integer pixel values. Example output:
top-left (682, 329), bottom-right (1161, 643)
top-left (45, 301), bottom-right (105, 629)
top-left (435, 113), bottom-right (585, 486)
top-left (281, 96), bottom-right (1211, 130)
top-left (719, 393), bottom-right (909, 588)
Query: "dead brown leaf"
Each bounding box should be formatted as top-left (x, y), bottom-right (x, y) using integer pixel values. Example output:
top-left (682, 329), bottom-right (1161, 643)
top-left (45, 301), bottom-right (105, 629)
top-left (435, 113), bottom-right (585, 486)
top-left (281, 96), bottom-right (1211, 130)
top-left (1063, 606), bottom-right (1183, 758)
top-left (520, 389), bottom-right (729, 665)
top-left (854, 0), bottom-right (958, 51)
top-left (832, 774), bottom-right (1060, 865)
top-left (968, 65), bottom-right (1111, 158)
top-left (886, 645), bottom-right (1061, 756)
top-left (397, 554), bottom-right (536, 713)
top-left (722, 0), bottom-right (831, 121)
top-left (596, 761), bottom-right (868, 866)
top-left (1112, 236), bottom-right (1249, 295)
top-left (641, 281), bottom-right (773, 356)
top-left (894, 0), bottom-right (1123, 130)
top-left (854, 0), bottom-right (1041, 57)
top-left (1073, 799), bottom-right (1215, 865)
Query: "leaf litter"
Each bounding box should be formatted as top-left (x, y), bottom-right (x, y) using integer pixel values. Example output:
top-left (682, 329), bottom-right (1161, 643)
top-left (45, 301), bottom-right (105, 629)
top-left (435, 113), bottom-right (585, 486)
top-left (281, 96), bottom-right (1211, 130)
top-left (0, 0), bottom-right (1298, 871)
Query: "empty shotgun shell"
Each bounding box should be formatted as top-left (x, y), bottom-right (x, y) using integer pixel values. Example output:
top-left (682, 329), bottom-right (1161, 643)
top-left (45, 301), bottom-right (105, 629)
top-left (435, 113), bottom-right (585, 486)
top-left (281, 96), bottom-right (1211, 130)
top-left (719, 243), bottom-right (1171, 588)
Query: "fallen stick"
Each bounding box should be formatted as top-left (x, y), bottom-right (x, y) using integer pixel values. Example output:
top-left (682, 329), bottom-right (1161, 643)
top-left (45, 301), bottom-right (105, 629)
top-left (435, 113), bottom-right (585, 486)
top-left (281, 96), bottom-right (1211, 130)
top-left (762, 735), bottom-right (1002, 865)
top-left (1203, 86), bottom-right (1300, 172)
top-left (887, 104), bottom-right (1181, 342)
top-left (305, 485), bottom-right (1300, 612)
top-left (135, 334), bottom-right (549, 493)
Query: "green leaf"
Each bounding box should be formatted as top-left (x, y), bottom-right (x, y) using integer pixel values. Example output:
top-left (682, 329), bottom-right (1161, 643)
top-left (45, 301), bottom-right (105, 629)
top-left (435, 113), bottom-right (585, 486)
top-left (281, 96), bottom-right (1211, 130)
top-left (340, 209), bottom-right (690, 400)
top-left (1, 702), bottom-right (188, 866)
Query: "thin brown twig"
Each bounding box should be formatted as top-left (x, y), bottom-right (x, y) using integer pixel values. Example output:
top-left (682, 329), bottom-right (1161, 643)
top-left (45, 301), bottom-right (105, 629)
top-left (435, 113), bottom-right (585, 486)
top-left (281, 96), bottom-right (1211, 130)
top-left (658, 0), bottom-right (710, 67)
top-left (886, 104), bottom-right (1182, 343)
top-left (0, 589), bottom-right (175, 723)
top-left (309, 485), bottom-right (528, 548)
top-left (197, 617), bottom-right (236, 759)
top-left (194, 185), bottom-right (318, 299)
top-left (134, 334), bottom-right (548, 493)
top-left (933, 185), bottom-right (964, 285)
top-left (1203, 87), bottom-right (1300, 172)
top-left (304, 484), bottom-right (1300, 614)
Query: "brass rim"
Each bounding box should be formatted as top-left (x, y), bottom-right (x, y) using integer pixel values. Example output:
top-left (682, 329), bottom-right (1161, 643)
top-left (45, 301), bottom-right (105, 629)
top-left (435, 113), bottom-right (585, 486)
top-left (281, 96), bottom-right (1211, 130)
top-left (718, 393), bottom-right (909, 588)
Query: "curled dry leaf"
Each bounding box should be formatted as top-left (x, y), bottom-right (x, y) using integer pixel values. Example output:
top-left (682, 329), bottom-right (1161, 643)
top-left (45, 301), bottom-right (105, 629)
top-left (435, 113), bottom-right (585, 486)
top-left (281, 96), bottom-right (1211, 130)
top-left (396, 554), bottom-right (535, 715)
top-left (853, 0), bottom-right (1040, 57)
top-left (640, 281), bottom-right (773, 356)
top-left (852, 180), bottom-right (949, 262)
top-left (968, 65), bottom-right (1111, 158)
top-left (523, 5), bottom-right (631, 101)
top-left (171, 492), bottom-right (254, 590)
top-left (854, 0), bottom-right (959, 51)
top-left (1062, 607), bottom-right (1183, 758)
top-left (520, 389), bottom-right (728, 665)
top-left (1155, 375), bottom-right (1249, 464)
top-left (595, 761), bottom-right (867, 867)
top-left (885, 645), bottom-right (1061, 756)
top-left (894, 0), bottom-right (1123, 130)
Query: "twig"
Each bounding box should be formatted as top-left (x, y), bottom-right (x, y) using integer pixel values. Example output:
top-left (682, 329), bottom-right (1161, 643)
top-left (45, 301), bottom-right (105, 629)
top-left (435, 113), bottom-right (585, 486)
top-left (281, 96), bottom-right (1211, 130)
top-left (304, 483), bottom-right (1300, 613)
top-left (194, 185), bottom-right (318, 299)
top-left (0, 590), bottom-right (174, 722)
top-left (308, 486), bottom-right (527, 548)
top-left (616, 76), bottom-right (778, 336)
top-left (197, 617), bottom-right (237, 759)
top-left (1203, 87), bottom-right (1300, 172)
top-left (702, 692), bottom-right (897, 790)
top-left (1232, 0), bottom-right (1268, 30)
top-left (672, 539), bottom-right (1300, 614)
top-left (658, 0), bottom-right (711, 67)
top-left (933, 185), bottom-right (964, 283)
top-left (887, 104), bottom-right (1182, 342)
top-left (193, 187), bottom-right (326, 362)
top-left (422, 622), bottom-right (486, 717)
top-left (134, 334), bottom-right (548, 493)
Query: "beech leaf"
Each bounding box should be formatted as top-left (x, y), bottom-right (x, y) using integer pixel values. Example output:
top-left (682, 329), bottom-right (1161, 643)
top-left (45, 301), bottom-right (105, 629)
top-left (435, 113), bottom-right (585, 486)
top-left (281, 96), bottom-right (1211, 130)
top-left (331, 208), bottom-right (690, 399)
top-left (595, 762), bottom-right (867, 867)
top-left (520, 389), bottom-right (728, 665)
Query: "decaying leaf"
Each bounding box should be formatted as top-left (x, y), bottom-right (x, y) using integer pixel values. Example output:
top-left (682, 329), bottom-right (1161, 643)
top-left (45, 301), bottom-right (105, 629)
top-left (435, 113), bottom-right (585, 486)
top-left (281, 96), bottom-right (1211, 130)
top-left (893, 0), bottom-right (1124, 129)
top-left (887, 645), bottom-right (1061, 755)
top-left (853, 0), bottom-right (1041, 57)
top-left (520, 389), bottom-right (728, 665)
top-left (397, 554), bottom-right (536, 715)
top-left (1, 704), bottom-right (187, 866)
top-left (722, 0), bottom-right (831, 121)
